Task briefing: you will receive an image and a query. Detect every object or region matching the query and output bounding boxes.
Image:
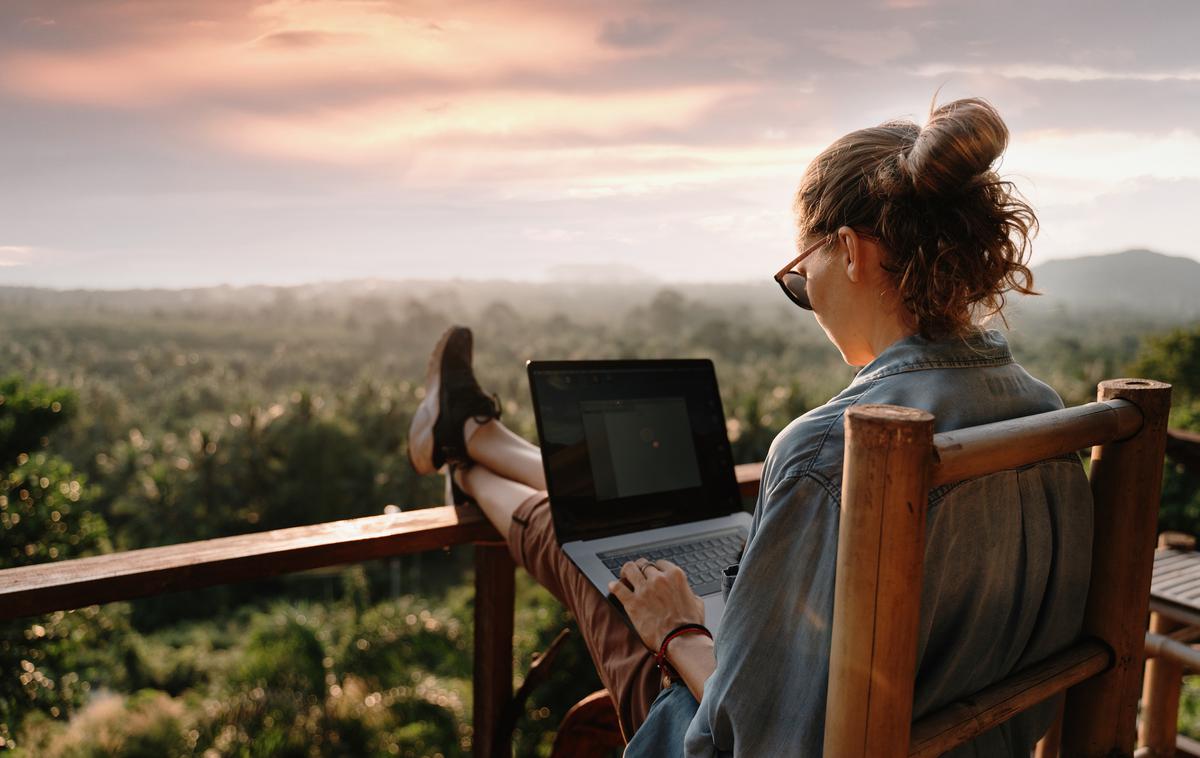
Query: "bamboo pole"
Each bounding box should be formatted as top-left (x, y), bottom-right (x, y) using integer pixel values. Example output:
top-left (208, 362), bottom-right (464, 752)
top-left (910, 640), bottom-right (1109, 758)
top-left (1062, 379), bottom-right (1173, 757)
top-left (1144, 630), bottom-right (1200, 671)
top-left (823, 404), bottom-right (934, 758)
top-left (932, 399), bottom-right (1141, 487)
top-left (474, 543), bottom-right (515, 758)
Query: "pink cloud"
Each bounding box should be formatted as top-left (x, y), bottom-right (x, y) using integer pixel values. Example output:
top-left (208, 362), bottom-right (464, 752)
top-left (210, 84), bottom-right (755, 164)
top-left (0, 246), bottom-right (42, 267)
top-left (1, 0), bottom-right (757, 180)
top-left (1, 0), bottom-right (633, 107)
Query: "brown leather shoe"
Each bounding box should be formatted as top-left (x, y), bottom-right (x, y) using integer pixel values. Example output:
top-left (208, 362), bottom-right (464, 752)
top-left (407, 326), bottom-right (501, 476)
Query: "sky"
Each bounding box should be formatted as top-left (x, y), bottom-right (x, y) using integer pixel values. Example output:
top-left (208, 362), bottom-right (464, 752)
top-left (2, 0), bottom-right (1200, 289)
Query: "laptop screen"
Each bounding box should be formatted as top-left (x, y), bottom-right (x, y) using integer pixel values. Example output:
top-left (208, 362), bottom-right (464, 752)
top-left (527, 359), bottom-right (741, 542)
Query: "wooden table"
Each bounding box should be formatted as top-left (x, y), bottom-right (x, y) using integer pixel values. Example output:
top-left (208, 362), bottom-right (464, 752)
top-left (1151, 547), bottom-right (1200, 628)
top-left (1140, 542), bottom-right (1200, 758)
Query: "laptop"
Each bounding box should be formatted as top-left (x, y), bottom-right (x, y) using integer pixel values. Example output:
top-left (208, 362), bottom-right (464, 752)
top-left (527, 358), bottom-right (752, 633)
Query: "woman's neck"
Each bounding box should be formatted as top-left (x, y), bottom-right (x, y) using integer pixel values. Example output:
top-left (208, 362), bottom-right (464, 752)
top-left (863, 318), bottom-right (918, 364)
top-left (844, 302), bottom-right (919, 367)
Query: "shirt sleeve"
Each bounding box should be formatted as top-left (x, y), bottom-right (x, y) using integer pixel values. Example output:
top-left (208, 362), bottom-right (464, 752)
top-left (685, 472), bottom-right (840, 757)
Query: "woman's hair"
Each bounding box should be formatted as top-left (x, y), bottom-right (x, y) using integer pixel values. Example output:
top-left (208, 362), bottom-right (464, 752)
top-left (794, 97), bottom-right (1037, 339)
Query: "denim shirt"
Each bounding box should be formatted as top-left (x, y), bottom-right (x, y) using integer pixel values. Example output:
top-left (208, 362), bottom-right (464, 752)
top-left (625, 330), bottom-right (1093, 758)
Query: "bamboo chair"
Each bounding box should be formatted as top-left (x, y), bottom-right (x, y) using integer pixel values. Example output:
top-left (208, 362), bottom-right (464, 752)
top-left (828, 378), bottom-right (1171, 757)
top-left (549, 691), bottom-right (624, 757)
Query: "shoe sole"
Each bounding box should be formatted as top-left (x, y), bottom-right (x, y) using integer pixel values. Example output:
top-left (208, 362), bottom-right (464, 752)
top-left (407, 327), bottom-right (455, 475)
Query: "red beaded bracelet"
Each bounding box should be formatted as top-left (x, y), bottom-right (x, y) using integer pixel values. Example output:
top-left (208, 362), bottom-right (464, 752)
top-left (656, 623), bottom-right (713, 678)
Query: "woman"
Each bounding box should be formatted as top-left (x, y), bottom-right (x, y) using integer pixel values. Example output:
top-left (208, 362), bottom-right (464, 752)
top-left (407, 97), bottom-right (1092, 756)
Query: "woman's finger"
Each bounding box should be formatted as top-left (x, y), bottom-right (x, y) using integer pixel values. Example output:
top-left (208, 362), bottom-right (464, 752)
top-left (608, 579), bottom-right (632, 600)
top-left (649, 560), bottom-right (681, 584)
top-left (620, 561), bottom-right (648, 589)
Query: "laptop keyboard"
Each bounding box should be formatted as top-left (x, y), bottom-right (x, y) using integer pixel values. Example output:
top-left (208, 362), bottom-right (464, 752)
top-left (599, 530), bottom-right (746, 597)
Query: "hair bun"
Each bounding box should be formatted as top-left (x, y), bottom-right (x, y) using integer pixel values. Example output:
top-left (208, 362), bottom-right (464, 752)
top-left (902, 97), bottom-right (1008, 197)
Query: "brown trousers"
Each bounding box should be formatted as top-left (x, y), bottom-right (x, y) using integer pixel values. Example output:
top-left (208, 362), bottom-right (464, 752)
top-left (505, 491), bottom-right (664, 741)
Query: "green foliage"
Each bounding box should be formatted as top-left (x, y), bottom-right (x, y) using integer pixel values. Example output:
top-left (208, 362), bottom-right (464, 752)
top-left (1128, 325), bottom-right (1200, 535)
top-left (232, 613), bottom-right (327, 695)
top-left (18, 690), bottom-right (193, 758)
top-left (336, 597), bottom-right (470, 683)
top-left (0, 606), bottom-right (138, 753)
top-left (1129, 326), bottom-right (1200, 407)
top-left (1, 453), bottom-right (107, 568)
top-left (0, 380), bottom-right (128, 752)
top-left (7, 583), bottom-right (598, 757)
top-left (1158, 460), bottom-right (1200, 535)
top-left (98, 391), bottom-right (416, 552)
top-left (1180, 676), bottom-right (1200, 742)
top-left (0, 376), bottom-right (74, 469)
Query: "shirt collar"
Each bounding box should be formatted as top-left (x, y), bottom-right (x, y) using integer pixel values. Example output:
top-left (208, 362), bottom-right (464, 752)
top-left (851, 328), bottom-right (1014, 386)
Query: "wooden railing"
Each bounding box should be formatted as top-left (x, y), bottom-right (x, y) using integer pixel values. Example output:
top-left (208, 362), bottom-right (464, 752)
top-left (1168, 428), bottom-right (1200, 475)
top-left (2, 425), bottom-right (1199, 756)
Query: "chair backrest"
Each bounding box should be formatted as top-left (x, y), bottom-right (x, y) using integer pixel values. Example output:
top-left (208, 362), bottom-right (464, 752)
top-left (822, 378), bottom-right (1172, 758)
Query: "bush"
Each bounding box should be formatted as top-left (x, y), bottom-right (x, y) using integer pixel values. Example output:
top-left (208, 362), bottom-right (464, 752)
top-left (18, 690), bottom-right (192, 758)
top-left (1128, 326), bottom-right (1200, 535)
top-left (0, 380), bottom-right (126, 750)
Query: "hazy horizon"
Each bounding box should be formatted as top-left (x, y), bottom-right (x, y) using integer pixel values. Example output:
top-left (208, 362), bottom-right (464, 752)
top-left (3, 1), bottom-right (1200, 289)
top-left (0, 245), bottom-right (1185, 294)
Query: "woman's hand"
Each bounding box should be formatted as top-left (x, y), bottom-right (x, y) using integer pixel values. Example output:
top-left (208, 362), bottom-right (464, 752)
top-left (610, 558), bottom-right (716, 703)
top-left (608, 558), bottom-right (705, 652)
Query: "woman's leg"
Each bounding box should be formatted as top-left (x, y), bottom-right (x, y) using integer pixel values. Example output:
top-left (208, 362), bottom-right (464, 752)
top-left (405, 323), bottom-right (662, 738)
top-left (453, 418), bottom-right (545, 537)
top-left (465, 418), bottom-right (546, 490)
top-left (457, 454), bottom-right (538, 539)
top-left (456, 458), bottom-right (663, 741)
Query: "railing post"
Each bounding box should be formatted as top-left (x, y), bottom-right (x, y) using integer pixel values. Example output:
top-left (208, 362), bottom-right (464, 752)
top-left (823, 404), bottom-right (934, 758)
top-left (1139, 613), bottom-right (1184, 757)
top-left (473, 543), bottom-right (515, 758)
top-left (1062, 379), bottom-right (1172, 757)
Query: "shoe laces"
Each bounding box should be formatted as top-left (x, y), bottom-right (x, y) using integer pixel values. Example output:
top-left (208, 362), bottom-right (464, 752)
top-left (470, 392), bottom-right (502, 424)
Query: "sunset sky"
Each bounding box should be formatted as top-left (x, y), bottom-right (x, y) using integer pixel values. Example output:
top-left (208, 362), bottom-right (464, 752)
top-left (3, 0), bottom-right (1199, 288)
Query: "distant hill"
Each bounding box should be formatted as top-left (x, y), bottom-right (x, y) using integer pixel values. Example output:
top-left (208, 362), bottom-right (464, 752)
top-left (2, 248), bottom-right (1196, 325)
top-left (1027, 249), bottom-right (1200, 318)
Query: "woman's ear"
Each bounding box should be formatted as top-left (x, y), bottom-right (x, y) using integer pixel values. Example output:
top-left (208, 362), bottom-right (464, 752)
top-left (838, 226), bottom-right (864, 283)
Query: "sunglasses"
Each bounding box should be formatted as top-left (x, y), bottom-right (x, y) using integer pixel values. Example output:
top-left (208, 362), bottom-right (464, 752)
top-left (774, 231), bottom-right (880, 311)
